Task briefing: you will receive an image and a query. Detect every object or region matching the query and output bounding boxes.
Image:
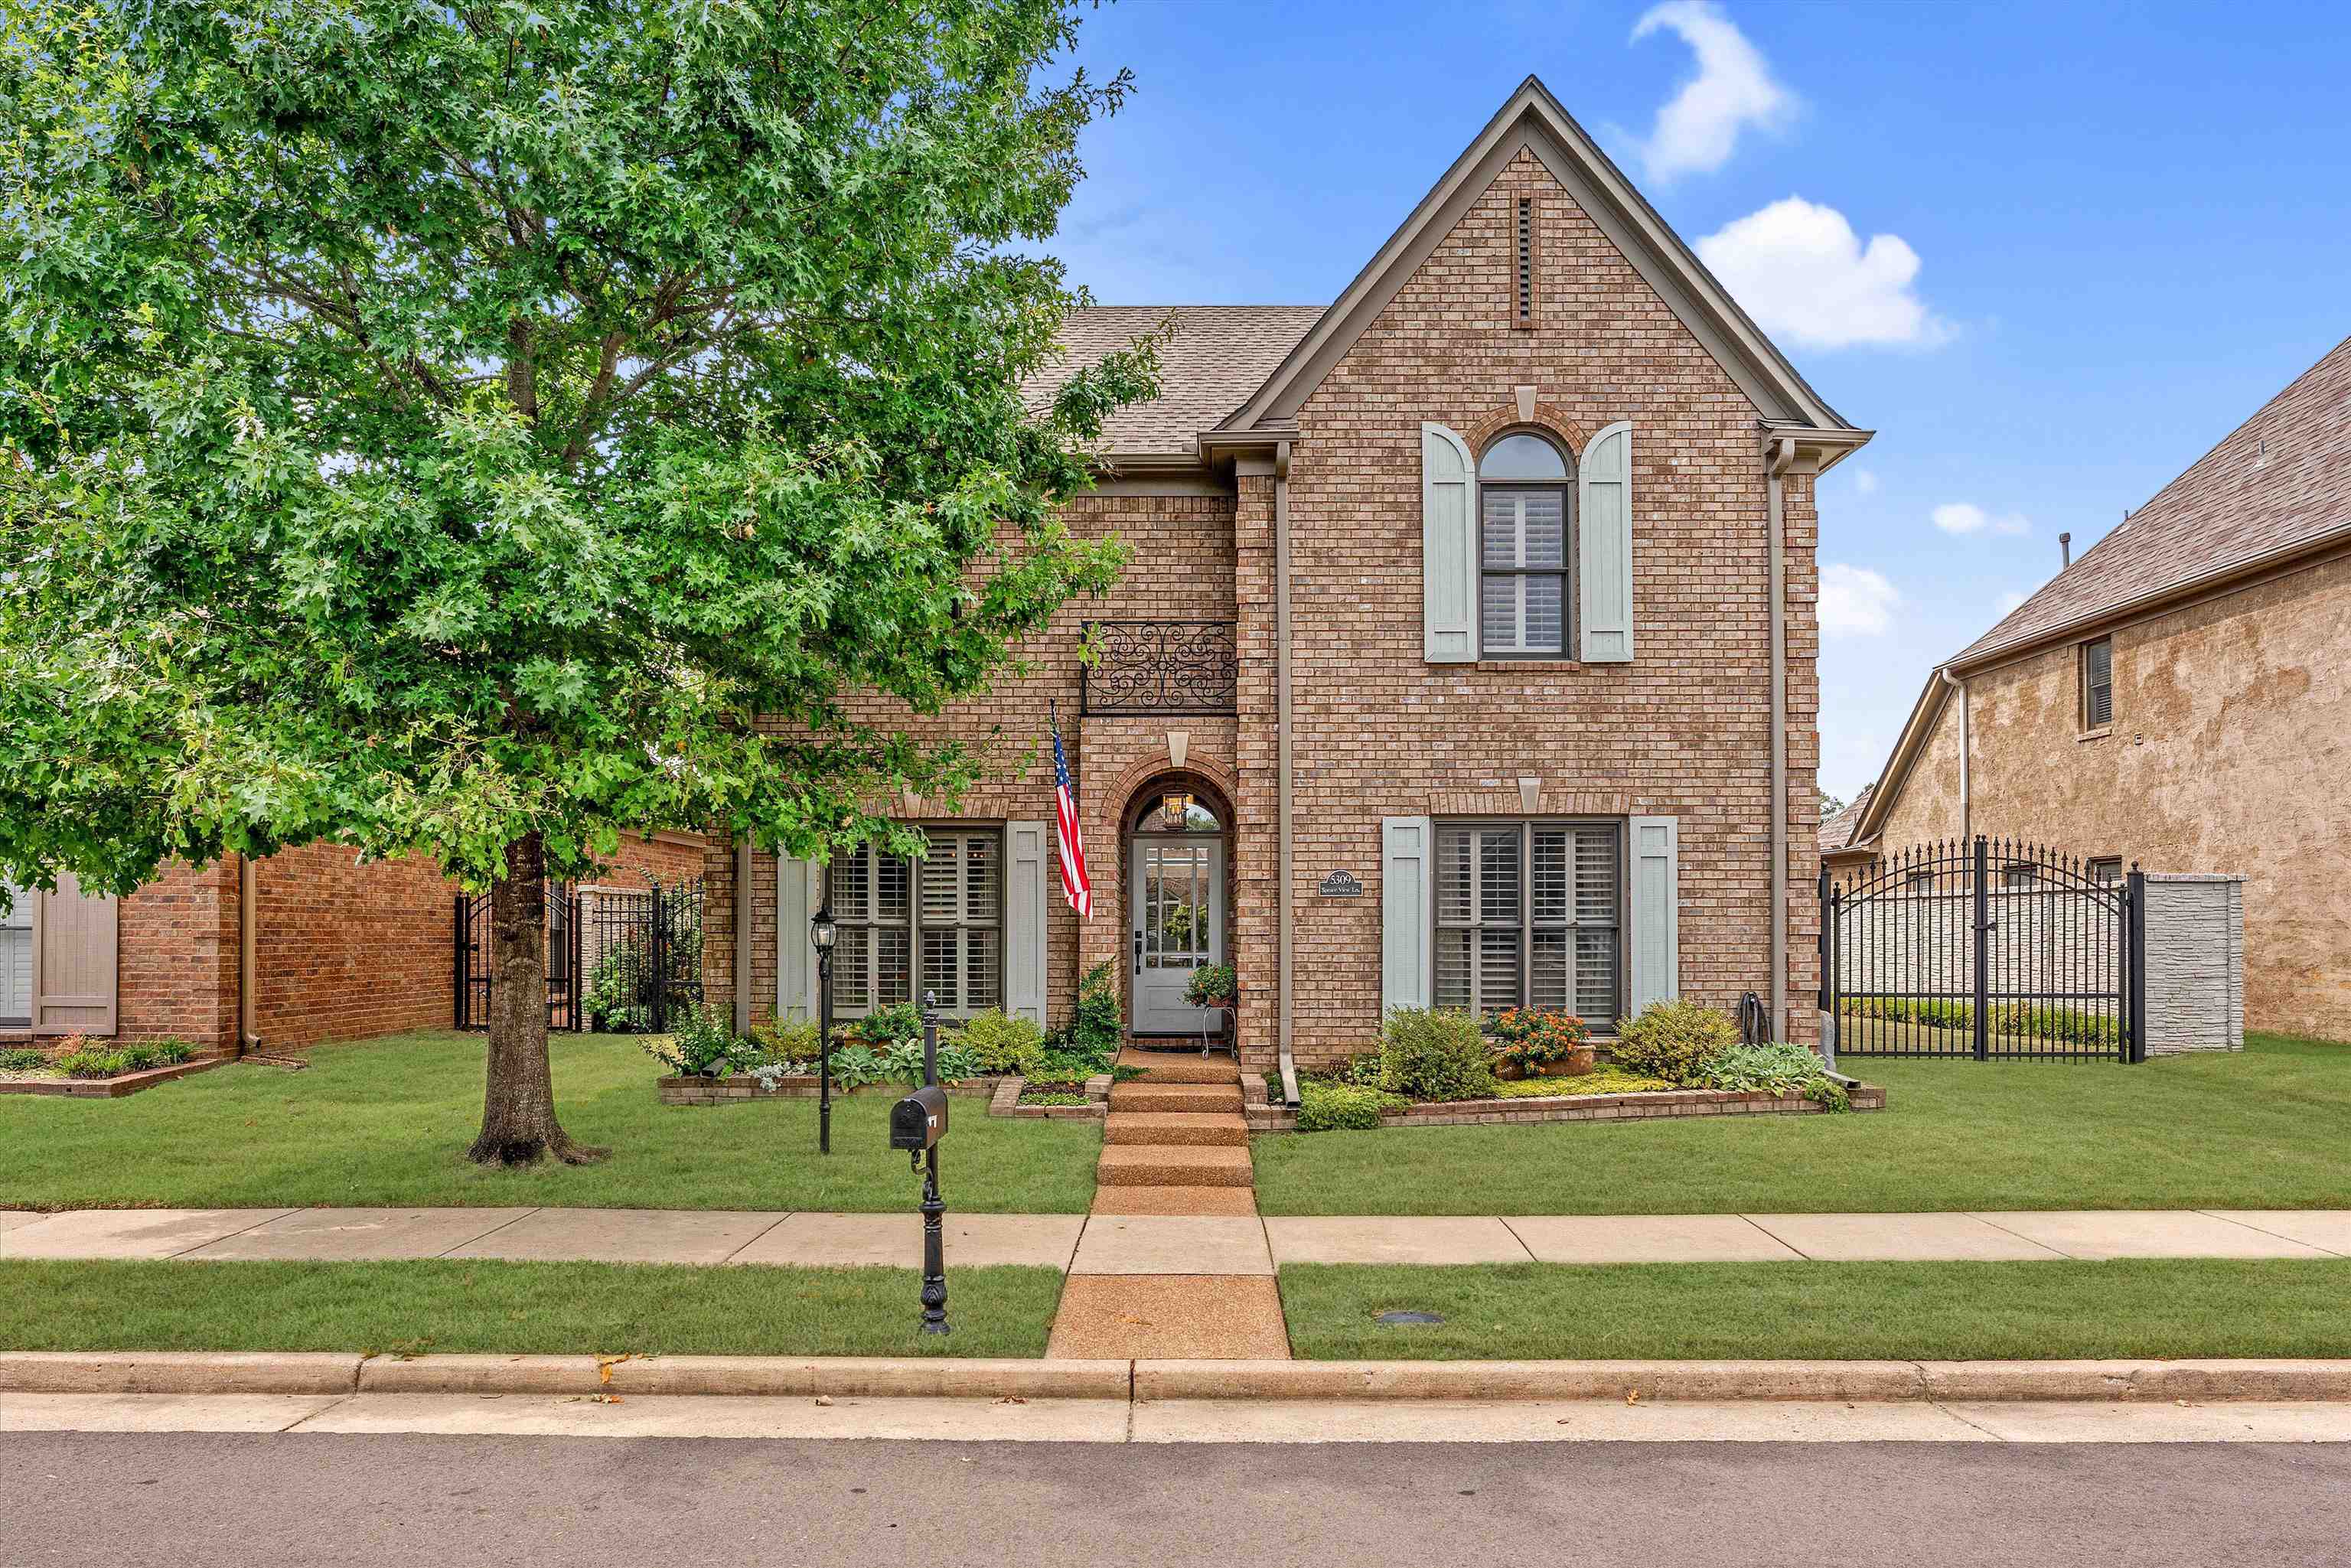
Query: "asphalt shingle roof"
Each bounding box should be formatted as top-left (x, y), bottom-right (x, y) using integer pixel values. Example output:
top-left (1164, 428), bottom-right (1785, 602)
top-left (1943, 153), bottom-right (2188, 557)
top-left (1819, 786), bottom-right (1873, 854)
top-left (1954, 334), bottom-right (2351, 666)
top-left (1026, 305), bottom-right (1325, 457)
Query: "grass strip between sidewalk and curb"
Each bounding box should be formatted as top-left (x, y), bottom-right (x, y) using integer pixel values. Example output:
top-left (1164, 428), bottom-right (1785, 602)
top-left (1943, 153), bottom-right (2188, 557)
top-left (0, 1031), bottom-right (1101, 1214)
top-left (1278, 1258), bottom-right (2351, 1361)
top-left (1254, 1034), bottom-right (2351, 1215)
top-left (0, 1259), bottom-right (1066, 1359)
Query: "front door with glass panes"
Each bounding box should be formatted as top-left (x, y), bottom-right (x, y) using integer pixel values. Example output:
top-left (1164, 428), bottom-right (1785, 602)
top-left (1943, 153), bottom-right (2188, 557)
top-left (827, 829), bottom-right (1003, 1019)
top-left (1129, 792), bottom-right (1225, 1035)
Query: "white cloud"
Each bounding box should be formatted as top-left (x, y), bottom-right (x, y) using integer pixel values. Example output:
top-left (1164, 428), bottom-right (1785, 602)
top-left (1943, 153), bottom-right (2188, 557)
top-left (1932, 502), bottom-right (2031, 537)
top-left (1629, 2), bottom-right (1795, 181)
top-left (1850, 468), bottom-right (1880, 495)
top-left (1995, 588), bottom-right (2030, 615)
top-left (1818, 562), bottom-right (1900, 637)
top-left (1696, 197), bottom-right (1952, 350)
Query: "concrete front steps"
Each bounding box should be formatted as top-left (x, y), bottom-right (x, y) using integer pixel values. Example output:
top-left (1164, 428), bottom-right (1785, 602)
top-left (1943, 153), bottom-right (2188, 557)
top-left (1109, 1081), bottom-right (1243, 1115)
top-left (1097, 1145), bottom-right (1254, 1186)
top-left (1103, 1111), bottom-right (1250, 1148)
top-left (1089, 1045), bottom-right (1259, 1207)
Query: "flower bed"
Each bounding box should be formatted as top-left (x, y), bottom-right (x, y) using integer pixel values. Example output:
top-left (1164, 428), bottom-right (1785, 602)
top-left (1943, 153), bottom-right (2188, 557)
top-left (0, 1038), bottom-right (223, 1099)
top-left (987, 1074), bottom-right (1113, 1120)
top-left (657, 1073), bottom-right (1009, 1107)
top-left (1247, 1077), bottom-right (1886, 1133)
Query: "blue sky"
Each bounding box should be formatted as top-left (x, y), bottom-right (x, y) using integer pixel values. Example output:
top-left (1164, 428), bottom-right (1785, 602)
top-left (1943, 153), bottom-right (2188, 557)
top-left (1044, 0), bottom-right (2351, 800)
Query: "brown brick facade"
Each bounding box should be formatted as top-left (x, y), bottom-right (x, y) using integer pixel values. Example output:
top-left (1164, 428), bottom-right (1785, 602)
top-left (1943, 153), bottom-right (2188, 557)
top-left (1867, 546), bottom-right (2351, 1041)
top-left (704, 149), bottom-right (1827, 1068)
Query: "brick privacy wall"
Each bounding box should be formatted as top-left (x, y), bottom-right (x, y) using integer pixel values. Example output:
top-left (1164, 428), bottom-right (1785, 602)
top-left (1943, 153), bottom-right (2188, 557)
top-left (105, 830), bottom-right (709, 1050)
top-left (703, 494), bottom-right (1241, 1030)
top-left (1278, 149), bottom-right (1818, 1066)
top-left (115, 860), bottom-right (240, 1049)
top-left (1866, 548), bottom-right (2351, 1039)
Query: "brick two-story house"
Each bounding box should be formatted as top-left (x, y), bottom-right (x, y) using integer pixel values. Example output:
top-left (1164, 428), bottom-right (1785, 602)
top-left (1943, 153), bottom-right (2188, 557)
top-left (1837, 333), bottom-right (2350, 1042)
top-left (702, 79), bottom-right (1870, 1075)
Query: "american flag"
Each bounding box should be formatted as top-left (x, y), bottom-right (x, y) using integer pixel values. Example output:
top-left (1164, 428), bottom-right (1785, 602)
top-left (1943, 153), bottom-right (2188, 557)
top-left (1050, 707), bottom-right (1091, 918)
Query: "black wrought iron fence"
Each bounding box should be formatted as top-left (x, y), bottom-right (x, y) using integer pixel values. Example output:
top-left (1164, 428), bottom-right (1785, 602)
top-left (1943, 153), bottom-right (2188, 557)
top-left (455, 882), bottom-right (582, 1032)
top-left (579, 876), bottom-right (704, 1034)
top-left (1821, 837), bottom-right (2144, 1062)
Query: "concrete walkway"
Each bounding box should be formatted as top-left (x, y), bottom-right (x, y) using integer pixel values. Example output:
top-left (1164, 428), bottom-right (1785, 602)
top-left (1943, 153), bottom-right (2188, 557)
top-left (5, 1206), bottom-right (2349, 1267)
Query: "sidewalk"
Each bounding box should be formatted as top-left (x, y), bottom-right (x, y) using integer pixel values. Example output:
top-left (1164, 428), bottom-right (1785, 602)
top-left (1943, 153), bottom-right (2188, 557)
top-left (6, 1205), bottom-right (2349, 1268)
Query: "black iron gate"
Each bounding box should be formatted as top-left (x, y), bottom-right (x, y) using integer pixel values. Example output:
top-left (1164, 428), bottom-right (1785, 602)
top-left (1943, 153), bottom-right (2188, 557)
top-left (455, 882), bottom-right (582, 1032)
top-left (578, 877), bottom-right (703, 1034)
top-left (1821, 837), bottom-right (2145, 1062)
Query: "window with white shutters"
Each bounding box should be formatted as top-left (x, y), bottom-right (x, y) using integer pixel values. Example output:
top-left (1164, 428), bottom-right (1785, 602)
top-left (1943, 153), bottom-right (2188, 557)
top-left (1435, 820), bottom-right (1621, 1022)
top-left (1477, 433), bottom-right (1571, 657)
top-left (830, 829), bottom-right (1002, 1017)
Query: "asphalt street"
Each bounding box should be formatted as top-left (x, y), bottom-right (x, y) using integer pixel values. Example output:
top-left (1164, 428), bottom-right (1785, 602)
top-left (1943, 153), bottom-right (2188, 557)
top-left (4, 1430), bottom-right (2347, 1567)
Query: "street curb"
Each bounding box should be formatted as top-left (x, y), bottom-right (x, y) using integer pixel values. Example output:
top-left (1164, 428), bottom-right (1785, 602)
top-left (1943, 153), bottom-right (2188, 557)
top-left (7, 1352), bottom-right (2351, 1403)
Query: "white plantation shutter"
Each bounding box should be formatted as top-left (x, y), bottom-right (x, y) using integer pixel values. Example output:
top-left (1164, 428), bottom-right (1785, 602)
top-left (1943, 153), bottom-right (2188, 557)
top-left (917, 830), bottom-right (1002, 1015)
top-left (1004, 822), bottom-right (1049, 1028)
top-left (1480, 489), bottom-right (1568, 654)
top-left (1580, 421), bottom-right (1633, 663)
top-left (1626, 815), bottom-right (1680, 1019)
top-left (1422, 422), bottom-right (1476, 661)
top-left (1381, 817), bottom-right (1434, 1012)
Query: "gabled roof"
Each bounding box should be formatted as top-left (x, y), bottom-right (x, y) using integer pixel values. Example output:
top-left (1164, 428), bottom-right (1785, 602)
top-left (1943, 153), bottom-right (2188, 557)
top-left (1218, 75), bottom-right (1862, 444)
top-left (1819, 785), bottom-right (1875, 855)
top-left (1952, 333), bottom-right (2351, 669)
top-left (1025, 305), bottom-right (1323, 458)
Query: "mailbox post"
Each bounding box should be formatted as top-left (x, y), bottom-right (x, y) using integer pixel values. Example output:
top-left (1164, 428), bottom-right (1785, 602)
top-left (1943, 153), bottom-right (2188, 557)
top-left (887, 991), bottom-right (951, 1336)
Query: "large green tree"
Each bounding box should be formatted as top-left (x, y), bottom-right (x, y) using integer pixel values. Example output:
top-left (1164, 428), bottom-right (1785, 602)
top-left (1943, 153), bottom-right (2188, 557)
top-left (0, 0), bottom-right (1156, 1163)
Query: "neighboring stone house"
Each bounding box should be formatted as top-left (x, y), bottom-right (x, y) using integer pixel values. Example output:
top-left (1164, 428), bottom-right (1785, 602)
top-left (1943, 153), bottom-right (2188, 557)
top-left (701, 78), bottom-right (1870, 1074)
top-left (1818, 785), bottom-right (1875, 875)
top-left (1, 832), bottom-right (708, 1053)
top-left (1840, 332), bottom-right (2351, 1042)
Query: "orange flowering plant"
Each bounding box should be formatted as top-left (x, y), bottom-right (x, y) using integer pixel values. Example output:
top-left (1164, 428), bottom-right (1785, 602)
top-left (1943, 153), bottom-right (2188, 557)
top-left (1489, 1008), bottom-right (1592, 1071)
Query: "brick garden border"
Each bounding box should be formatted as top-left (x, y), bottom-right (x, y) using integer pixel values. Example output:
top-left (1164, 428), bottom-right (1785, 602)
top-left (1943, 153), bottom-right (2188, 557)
top-left (986, 1074), bottom-right (1113, 1121)
top-left (657, 1074), bottom-right (1009, 1108)
top-left (0, 1055), bottom-right (232, 1100)
top-left (1244, 1080), bottom-right (1886, 1133)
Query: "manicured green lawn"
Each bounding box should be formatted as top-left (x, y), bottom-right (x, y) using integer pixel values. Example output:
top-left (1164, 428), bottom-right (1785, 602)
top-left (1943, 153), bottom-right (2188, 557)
top-left (0, 1031), bottom-right (1099, 1213)
top-left (1280, 1258), bottom-right (2351, 1361)
top-left (0, 1258), bottom-right (1062, 1358)
top-left (1254, 1032), bottom-right (2351, 1215)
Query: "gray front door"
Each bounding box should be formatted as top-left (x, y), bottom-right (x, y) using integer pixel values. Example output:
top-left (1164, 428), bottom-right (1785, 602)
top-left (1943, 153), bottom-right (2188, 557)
top-left (1130, 836), bottom-right (1224, 1035)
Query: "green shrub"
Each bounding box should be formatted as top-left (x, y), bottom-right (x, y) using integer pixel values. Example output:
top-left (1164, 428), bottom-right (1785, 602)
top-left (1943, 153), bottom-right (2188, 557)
top-left (117, 1044), bottom-right (160, 1072)
top-left (1688, 1041), bottom-right (1850, 1111)
top-left (640, 1002), bottom-right (738, 1077)
top-left (154, 1038), bottom-right (197, 1065)
top-left (878, 1038), bottom-right (981, 1086)
top-left (1378, 1007), bottom-right (1497, 1102)
top-left (957, 1009), bottom-right (1045, 1077)
top-left (0, 1047), bottom-right (51, 1072)
top-left (1071, 960), bottom-right (1123, 1055)
top-left (57, 1048), bottom-right (132, 1079)
top-left (827, 1044), bottom-right (887, 1089)
top-left (855, 1002), bottom-right (926, 1048)
top-left (1296, 1080), bottom-right (1399, 1133)
top-left (1612, 999), bottom-right (1740, 1082)
top-left (744, 1018), bottom-right (821, 1068)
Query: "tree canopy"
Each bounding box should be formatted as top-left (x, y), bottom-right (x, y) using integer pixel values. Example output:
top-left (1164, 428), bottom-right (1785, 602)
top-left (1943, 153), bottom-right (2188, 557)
top-left (0, 0), bottom-right (1159, 901)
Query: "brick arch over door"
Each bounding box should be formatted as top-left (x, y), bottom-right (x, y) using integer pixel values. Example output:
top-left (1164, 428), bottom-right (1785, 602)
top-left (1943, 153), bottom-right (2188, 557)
top-left (1117, 767), bottom-right (1238, 1039)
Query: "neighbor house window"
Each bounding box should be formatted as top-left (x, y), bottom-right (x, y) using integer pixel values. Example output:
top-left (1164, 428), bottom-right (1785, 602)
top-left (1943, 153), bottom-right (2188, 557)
top-left (2088, 856), bottom-right (2123, 885)
top-left (1478, 433), bottom-right (1570, 655)
top-left (830, 828), bottom-right (1002, 1017)
top-left (2082, 637), bottom-right (2113, 729)
top-left (2002, 862), bottom-right (2038, 890)
top-left (1434, 820), bottom-right (1619, 1021)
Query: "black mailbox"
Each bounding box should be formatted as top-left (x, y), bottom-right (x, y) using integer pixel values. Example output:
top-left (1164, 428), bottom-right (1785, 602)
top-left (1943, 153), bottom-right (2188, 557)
top-left (889, 1084), bottom-right (950, 1152)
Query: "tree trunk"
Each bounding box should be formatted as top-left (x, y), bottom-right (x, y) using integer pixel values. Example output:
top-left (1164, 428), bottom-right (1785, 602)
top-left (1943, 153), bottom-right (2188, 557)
top-left (468, 832), bottom-right (602, 1165)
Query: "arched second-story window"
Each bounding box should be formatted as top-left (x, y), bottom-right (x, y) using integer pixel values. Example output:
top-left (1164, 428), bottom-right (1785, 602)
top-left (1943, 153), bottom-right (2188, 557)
top-left (1477, 432), bottom-right (1570, 656)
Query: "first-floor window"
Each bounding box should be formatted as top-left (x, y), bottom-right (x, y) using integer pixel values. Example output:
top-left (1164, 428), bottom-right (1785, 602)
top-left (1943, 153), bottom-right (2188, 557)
top-left (1434, 820), bottom-right (1620, 1022)
top-left (830, 827), bottom-right (1003, 1017)
top-left (2087, 856), bottom-right (2123, 885)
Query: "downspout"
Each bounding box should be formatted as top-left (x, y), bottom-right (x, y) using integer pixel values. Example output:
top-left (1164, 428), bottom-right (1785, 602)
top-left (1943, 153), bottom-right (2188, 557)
top-left (1766, 436), bottom-right (1796, 1041)
top-left (1273, 442), bottom-right (1299, 1108)
top-left (1942, 664), bottom-right (1971, 839)
top-left (238, 852), bottom-right (259, 1055)
top-left (733, 837), bottom-right (753, 1035)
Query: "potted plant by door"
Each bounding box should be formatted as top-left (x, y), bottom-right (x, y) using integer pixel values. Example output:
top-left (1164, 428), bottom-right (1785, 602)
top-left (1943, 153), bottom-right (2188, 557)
top-left (1184, 963), bottom-right (1238, 1055)
top-left (1489, 1008), bottom-right (1594, 1079)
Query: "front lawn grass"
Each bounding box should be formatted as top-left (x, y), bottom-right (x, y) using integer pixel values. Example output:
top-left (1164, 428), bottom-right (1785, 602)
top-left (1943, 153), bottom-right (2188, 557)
top-left (0, 1258), bottom-right (1064, 1358)
top-left (1254, 1032), bottom-right (2351, 1215)
top-left (1280, 1258), bottom-right (2351, 1361)
top-left (0, 1031), bottom-right (1099, 1213)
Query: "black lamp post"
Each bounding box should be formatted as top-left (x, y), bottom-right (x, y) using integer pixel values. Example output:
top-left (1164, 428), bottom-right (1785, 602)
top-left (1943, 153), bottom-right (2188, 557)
top-left (918, 990), bottom-right (949, 1336)
top-left (810, 902), bottom-right (838, 1156)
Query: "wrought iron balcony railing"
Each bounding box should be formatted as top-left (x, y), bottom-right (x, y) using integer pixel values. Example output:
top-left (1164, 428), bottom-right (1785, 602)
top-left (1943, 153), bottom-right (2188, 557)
top-left (1079, 620), bottom-right (1239, 716)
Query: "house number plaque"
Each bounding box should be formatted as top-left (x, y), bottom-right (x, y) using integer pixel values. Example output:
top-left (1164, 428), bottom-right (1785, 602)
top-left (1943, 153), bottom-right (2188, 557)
top-left (1318, 870), bottom-right (1364, 898)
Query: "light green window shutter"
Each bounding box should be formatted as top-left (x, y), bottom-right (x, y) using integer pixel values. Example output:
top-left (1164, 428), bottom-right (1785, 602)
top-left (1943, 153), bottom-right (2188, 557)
top-left (1580, 421), bottom-right (1633, 663)
top-left (1381, 816), bottom-right (1434, 1012)
top-left (774, 855), bottom-right (818, 1022)
top-left (1422, 422), bottom-right (1475, 662)
top-left (1005, 820), bottom-right (1050, 1028)
top-left (1626, 815), bottom-right (1679, 1018)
